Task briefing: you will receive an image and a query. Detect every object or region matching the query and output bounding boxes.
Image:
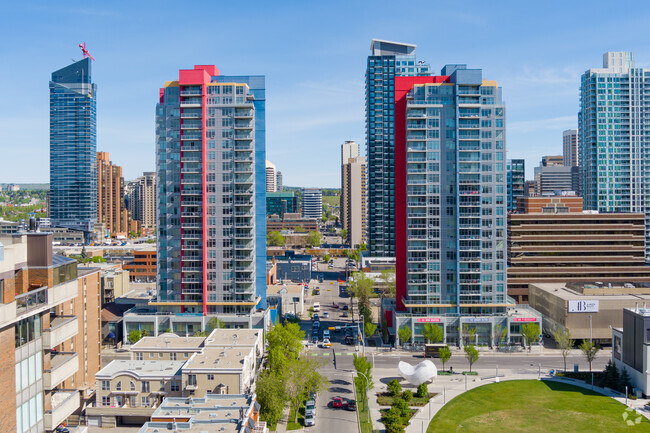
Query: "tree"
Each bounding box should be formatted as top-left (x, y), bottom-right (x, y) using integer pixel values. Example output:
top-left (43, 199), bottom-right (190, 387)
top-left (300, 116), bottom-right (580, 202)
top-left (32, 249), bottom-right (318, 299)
top-left (267, 231), bottom-right (285, 247)
top-left (579, 340), bottom-right (600, 372)
top-left (359, 302), bottom-right (373, 324)
top-left (464, 345), bottom-right (479, 372)
top-left (256, 370), bottom-right (286, 425)
top-left (364, 322), bottom-right (377, 341)
top-left (400, 390), bottom-right (413, 403)
top-left (603, 360), bottom-right (620, 390)
top-left (552, 328), bottom-right (574, 372)
top-left (340, 229), bottom-right (348, 240)
top-left (493, 324), bottom-right (507, 347)
top-left (460, 324), bottom-right (476, 346)
top-left (306, 231), bottom-right (321, 247)
top-left (416, 382), bottom-right (428, 398)
top-left (266, 322), bottom-right (304, 373)
top-left (422, 324), bottom-right (444, 344)
top-left (387, 379), bottom-right (402, 397)
top-left (398, 326), bottom-right (412, 347)
top-left (353, 354), bottom-right (373, 389)
top-left (128, 329), bottom-right (147, 344)
top-left (439, 346), bottom-right (452, 371)
top-left (619, 367), bottom-right (632, 393)
top-left (521, 323), bottom-right (540, 351)
top-left (392, 398), bottom-right (410, 422)
top-left (80, 245), bottom-right (88, 260)
top-left (207, 317), bottom-right (225, 331)
top-left (349, 271), bottom-right (374, 322)
top-left (284, 357), bottom-right (329, 424)
top-left (378, 269), bottom-right (396, 299)
top-left (323, 254), bottom-right (331, 263)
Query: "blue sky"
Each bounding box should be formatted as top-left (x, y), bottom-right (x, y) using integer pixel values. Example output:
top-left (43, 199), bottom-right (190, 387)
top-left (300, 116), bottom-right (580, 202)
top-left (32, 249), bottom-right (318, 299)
top-left (1, 1), bottom-right (649, 187)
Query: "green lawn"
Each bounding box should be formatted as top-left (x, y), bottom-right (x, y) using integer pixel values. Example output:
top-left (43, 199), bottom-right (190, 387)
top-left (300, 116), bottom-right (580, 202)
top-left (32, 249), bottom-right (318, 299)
top-left (287, 401), bottom-right (305, 430)
top-left (428, 380), bottom-right (650, 433)
top-left (355, 381), bottom-right (374, 433)
top-left (376, 392), bottom-right (436, 407)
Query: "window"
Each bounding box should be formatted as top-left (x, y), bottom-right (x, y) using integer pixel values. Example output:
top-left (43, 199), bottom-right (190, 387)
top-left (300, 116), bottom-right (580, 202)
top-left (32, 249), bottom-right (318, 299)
top-left (135, 352), bottom-right (143, 360)
top-left (102, 396), bottom-right (111, 407)
top-left (207, 374), bottom-right (215, 381)
top-left (188, 375), bottom-right (197, 386)
top-left (171, 381), bottom-right (180, 392)
top-left (116, 381), bottom-right (122, 391)
top-left (130, 381), bottom-right (136, 391)
top-left (170, 352), bottom-right (177, 360)
top-left (159, 381), bottom-right (165, 391)
top-left (141, 396), bottom-right (150, 407)
top-left (101, 380), bottom-right (110, 391)
top-left (142, 381), bottom-right (150, 393)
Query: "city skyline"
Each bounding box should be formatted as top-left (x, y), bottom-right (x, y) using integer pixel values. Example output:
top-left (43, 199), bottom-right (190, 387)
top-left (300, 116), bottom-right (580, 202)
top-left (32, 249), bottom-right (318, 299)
top-left (2, 2), bottom-right (650, 187)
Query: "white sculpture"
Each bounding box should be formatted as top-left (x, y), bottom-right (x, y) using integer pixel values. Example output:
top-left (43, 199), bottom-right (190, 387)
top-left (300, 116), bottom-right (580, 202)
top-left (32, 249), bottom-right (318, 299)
top-left (398, 360), bottom-right (438, 386)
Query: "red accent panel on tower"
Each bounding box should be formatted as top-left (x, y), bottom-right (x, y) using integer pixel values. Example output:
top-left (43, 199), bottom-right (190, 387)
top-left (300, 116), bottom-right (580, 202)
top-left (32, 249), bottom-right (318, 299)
top-left (193, 65), bottom-right (220, 76)
top-left (394, 75), bottom-right (449, 312)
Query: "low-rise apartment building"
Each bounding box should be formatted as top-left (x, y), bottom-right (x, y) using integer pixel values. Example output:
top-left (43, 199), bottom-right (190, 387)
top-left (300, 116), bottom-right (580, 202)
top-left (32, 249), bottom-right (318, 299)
top-left (0, 233), bottom-right (101, 433)
top-left (122, 248), bottom-right (155, 282)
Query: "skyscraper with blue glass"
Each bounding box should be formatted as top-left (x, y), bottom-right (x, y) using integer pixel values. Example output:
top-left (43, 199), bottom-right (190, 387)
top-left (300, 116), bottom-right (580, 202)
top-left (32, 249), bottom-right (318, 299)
top-left (366, 40), bottom-right (431, 257)
top-left (49, 58), bottom-right (97, 236)
top-left (156, 65), bottom-right (266, 316)
top-left (579, 52), bottom-right (650, 257)
top-left (507, 159), bottom-right (525, 211)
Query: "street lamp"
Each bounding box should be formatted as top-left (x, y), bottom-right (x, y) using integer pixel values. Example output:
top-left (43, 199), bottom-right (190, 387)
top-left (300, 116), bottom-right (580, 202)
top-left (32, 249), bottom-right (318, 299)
top-left (359, 314), bottom-right (366, 357)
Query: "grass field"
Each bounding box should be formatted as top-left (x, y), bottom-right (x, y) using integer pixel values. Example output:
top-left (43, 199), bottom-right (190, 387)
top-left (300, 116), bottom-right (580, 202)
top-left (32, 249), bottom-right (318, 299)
top-left (428, 380), bottom-right (650, 433)
top-left (355, 381), bottom-right (374, 433)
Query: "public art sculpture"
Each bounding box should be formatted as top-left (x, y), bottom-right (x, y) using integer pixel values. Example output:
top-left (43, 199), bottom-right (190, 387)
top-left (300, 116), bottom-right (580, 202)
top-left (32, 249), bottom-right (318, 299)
top-left (398, 360), bottom-right (438, 385)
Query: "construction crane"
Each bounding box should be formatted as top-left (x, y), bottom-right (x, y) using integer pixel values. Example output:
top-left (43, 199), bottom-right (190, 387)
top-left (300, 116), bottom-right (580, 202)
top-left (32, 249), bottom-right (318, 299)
top-left (78, 42), bottom-right (95, 61)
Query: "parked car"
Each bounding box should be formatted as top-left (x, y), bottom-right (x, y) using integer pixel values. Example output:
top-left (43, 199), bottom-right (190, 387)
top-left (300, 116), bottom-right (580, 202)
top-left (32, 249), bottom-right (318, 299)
top-left (323, 329), bottom-right (330, 339)
top-left (345, 399), bottom-right (357, 411)
top-left (313, 321), bottom-right (320, 328)
top-left (313, 303), bottom-right (320, 312)
top-left (304, 414), bottom-right (315, 426)
top-left (332, 397), bottom-right (343, 408)
top-left (305, 400), bottom-right (316, 417)
top-left (312, 313), bottom-right (319, 321)
top-left (311, 336), bottom-right (318, 344)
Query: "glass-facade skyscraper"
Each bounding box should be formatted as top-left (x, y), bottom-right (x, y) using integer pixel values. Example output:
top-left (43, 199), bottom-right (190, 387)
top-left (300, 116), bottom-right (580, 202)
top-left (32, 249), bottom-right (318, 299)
top-left (49, 58), bottom-right (97, 236)
top-left (156, 65), bottom-right (266, 315)
top-left (366, 40), bottom-right (431, 257)
top-left (579, 52), bottom-right (650, 256)
top-left (507, 159), bottom-right (525, 211)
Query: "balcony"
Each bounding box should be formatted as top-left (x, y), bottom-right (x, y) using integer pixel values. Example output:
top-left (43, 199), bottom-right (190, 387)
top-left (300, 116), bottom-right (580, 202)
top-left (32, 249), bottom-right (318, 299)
top-left (44, 352), bottom-right (79, 390)
top-left (43, 316), bottom-right (79, 350)
top-left (45, 391), bottom-right (80, 431)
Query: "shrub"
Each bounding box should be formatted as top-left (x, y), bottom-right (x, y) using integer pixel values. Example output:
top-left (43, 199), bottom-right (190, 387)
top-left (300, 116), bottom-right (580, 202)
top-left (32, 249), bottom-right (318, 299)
top-left (387, 379), bottom-right (402, 397)
top-left (416, 383), bottom-right (428, 398)
top-left (401, 390), bottom-right (413, 403)
top-left (392, 397), bottom-right (411, 421)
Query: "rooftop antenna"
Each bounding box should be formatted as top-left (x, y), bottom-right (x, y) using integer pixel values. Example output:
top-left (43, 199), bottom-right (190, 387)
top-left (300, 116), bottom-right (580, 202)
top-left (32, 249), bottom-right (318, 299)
top-left (78, 42), bottom-right (95, 61)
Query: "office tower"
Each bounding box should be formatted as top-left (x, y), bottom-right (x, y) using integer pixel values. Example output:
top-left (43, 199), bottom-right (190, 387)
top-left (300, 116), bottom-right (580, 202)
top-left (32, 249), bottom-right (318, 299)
top-left (507, 159), bottom-right (525, 212)
top-left (97, 152), bottom-right (128, 237)
top-left (580, 52), bottom-right (650, 256)
top-left (266, 191), bottom-right (298, 218)
top-left (49, 58), bottom-right (97, 238)
top-left (534, 164), bottom-right (579, 195)
top-left (265, 160), bottom-right (276, 192)
top-left (126, 172), bottom-right (156, 229)
top-left (0, 233), bottom-right (101, 432)
top-left (342, 156), bottom-right (367, 247)
top-left (563, 129), bottom-right (578, 167)
top-left (156, 65), bottom-right (266, 315)
top-left (524, 180), bottom-right (536, 197)
top-left (366, 40), bottom-right (432, 257)
top-left (541, 155), bottom-right (563, 166)
top-left (276, 171), bottom-right (283, 192)
top-left (301, 188), bottom-right (322, 220)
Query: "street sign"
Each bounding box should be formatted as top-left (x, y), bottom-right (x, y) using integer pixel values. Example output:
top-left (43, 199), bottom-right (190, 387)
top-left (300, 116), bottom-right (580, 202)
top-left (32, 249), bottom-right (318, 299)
top-left (568, 300), bottom-right (599, 313)
top-left (416, 318), bottom-right (441, 323)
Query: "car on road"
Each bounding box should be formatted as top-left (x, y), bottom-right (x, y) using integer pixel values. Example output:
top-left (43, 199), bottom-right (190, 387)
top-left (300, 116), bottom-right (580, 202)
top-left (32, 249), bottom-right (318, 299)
top-left (344, 335), bottom-right (353, 345)
top-left (341, 311), bottom-right (348, 318)
top-left (323, 311), bottom-right (329, 318)
top-left (313, 321), bottom-right (320, 328)
top-left (313, 302), bottom-right (320, 312)
top-left (313, 313), bottom-right (319, 321)
top-left (342, 305), bottom-right (349, 310)
top-left (323, 329), bottom-right (330, 339)
top-left (311, 336), bottom-right (318, 344)
top-left (304, 414), bottom-right (315, 426)
top-left (345, 399), bottom-right (357, 411)
top-left (305, 400), bottom-right (316, 416)
top-left (322, 338), bottom-right (332, 347)
top-left (332, 397), bottom-right (343, 408)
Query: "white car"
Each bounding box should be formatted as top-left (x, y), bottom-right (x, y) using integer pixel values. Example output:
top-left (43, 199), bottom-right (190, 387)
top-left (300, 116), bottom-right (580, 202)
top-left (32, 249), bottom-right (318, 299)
top-left (323, 311), bottom-right (329, 318)
top-left (305, 400), bottom-right (316, 417)
top-left (304, 414), bottom-right (315, 426)
top-left (323, 329), bottom-right (330, 339)
top-left (313, 302), bottom-right (320, 312)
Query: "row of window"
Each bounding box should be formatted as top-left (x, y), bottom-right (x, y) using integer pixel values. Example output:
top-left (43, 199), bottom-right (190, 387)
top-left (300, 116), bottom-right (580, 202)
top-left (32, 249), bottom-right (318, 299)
top-left (16, 394), bottom-right (43, 433)
top-left (16, 352), bottom-right (43, 393)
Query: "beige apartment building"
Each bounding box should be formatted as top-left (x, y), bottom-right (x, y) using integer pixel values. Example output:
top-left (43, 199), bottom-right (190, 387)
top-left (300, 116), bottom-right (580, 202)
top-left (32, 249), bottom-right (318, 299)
top-left (97, 152), bottom-right (129, 238)
top-left (126, 172), bottom-right (156, 229)
top-left (88, 329), bottom-right (262, 427)
top-left (341, 156), bottom-right (367, 248)
top-left (0, 233), bottom-right (101, 433)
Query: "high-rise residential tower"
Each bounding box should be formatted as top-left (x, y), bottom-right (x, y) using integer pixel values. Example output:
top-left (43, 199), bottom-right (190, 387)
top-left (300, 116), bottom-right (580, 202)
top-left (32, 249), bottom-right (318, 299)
top-left (49, 58), bottom-right (97, 238)
top-left (507, 159), bottom-right (525, 212)
top-left (265, 160), bottom-right (276, 192)
top-left (366, 40), bottom-right (431, 257)
top-left (342, 156), bottom-right (367, 248)
top-left (341, 140), bottom-right (360, 165)
top-left (579, 52), bottom-right (650, 255)
top-left (156, 65), bottom-right (266, 315)
top-left (302, 188), bottom-right (322, 220)
top-left (97, 151), bottom-right (128, 237)
top-left (563, 129), bottom-right (578, 167)
top-left (126, 172), bottom-right (156, 229)
top-left (276, 171), bottom-right (283, 192)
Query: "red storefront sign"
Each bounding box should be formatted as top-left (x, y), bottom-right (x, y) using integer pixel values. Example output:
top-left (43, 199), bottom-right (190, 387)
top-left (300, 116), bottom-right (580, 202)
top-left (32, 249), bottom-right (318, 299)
top-left (416, 318), bottom-right (441, 323)
top-left (513, 317), bottom-right (537, 322)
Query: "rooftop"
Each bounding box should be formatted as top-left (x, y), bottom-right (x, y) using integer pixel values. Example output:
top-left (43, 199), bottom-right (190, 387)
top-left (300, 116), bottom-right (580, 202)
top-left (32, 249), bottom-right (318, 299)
top-left (266, 283), bottom-right (305, 295)
top-left (531, 282), bottom-right (650, 301)
top-left (131, 333), bottom-right (205, 352)
top-left (96, 360), bottom-right (185, 379)
top-left (183, 346), bottom-right (253, 371)
top-left (204, 328), bottom-right (261, 347)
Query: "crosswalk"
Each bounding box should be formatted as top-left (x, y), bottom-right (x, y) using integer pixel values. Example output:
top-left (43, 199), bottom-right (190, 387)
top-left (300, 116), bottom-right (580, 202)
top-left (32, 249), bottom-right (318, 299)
top-left (311, 352), bottom-right (356, 356)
